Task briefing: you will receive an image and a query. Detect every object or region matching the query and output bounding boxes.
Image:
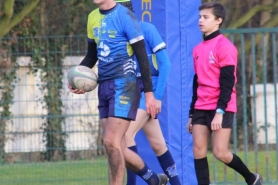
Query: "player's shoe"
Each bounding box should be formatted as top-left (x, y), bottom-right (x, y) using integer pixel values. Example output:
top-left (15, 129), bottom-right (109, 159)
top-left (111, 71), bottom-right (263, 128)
top-left (157, 174), bottom-right (169, 185)
top-left (252, 174), bottom-right (262, 185)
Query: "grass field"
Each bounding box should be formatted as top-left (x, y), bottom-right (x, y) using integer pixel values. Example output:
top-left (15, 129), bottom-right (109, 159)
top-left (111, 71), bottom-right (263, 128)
top-left (207, 151), bottom-right (277, 184)
top-left (0, 157), bottom-right (109, 185)
top-left (0, 151), bottom-right (276, 185)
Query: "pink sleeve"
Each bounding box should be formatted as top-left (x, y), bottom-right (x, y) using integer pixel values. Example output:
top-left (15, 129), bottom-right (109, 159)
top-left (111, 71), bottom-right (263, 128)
top-left (193, 47), bottom-right (197, 73)
top-left (217, 41), bottom-right (237, 67)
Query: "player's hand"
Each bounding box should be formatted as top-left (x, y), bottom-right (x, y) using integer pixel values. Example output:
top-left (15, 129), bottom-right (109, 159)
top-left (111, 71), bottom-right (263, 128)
top-left (145, 92), bottom-right (157, 119)
top-left (67, 83), bottom-right (85, 94)
top-left (186, 118), bottom-right (193, 134)
top-left (211, 113), bottom-right (223, 131)
top-left (155, 100), bottom-right (162, 114)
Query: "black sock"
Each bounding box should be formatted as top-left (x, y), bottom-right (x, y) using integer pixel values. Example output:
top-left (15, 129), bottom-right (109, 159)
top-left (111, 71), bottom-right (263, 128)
top-left (226, 153), bottom-right (255, 184)
top-left (194, 157), bottom-right (210, 185)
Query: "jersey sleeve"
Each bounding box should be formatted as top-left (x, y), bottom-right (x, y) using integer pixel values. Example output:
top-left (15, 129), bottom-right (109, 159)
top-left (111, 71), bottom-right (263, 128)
top-left (121, 9), bottom-right (144, 44)
top-left (192, 46), bottom-right (198, 73)
top-left (143, 23), bottom-right (166, 53)
top-left (87, 14), bottom-right (95, 40)
top-left (154, 49), bottom-right (171, 100)
top-left (217, 41), bottom-right (237, 67)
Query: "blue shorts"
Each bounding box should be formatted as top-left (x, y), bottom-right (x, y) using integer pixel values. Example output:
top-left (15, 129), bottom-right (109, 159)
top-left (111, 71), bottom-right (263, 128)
top-left (138, 76), bottom-right (157, 110)
top-left (98, 76), bottom-right (140, 121)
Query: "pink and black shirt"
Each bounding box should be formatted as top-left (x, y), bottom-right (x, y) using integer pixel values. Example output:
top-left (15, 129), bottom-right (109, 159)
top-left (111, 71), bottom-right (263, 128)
top-left (189, 30), bottom-right (238, 114)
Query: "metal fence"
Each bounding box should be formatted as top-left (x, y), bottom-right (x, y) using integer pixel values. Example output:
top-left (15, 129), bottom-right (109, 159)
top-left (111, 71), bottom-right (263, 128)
top-left (0, 36), bottom-right (107, 184)
top-left (210, 27), bottom-right (278, 185)
top-left (0, 28), bottom-right (278, 184)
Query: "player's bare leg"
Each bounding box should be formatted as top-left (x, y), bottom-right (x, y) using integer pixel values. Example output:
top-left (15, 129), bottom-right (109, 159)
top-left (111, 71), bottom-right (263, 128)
top-left (100, 118), bottom-right (113, 184)
top-left (103, 117), bottom-right (130, 185)
top-left (124, 129), bottom-right (169, 185)
top-left (143, 118), bottom-right (181, 184)
top-left (142, 118), bottom-right (167, 156)
top-left (124, 109), bottom-right (169, 185)
top-left (122, 137), bottom-right (145, 172)
top-left (125, 109), bottom-right (180, 184)
top-left (125, 109), bottom-right (149, 147)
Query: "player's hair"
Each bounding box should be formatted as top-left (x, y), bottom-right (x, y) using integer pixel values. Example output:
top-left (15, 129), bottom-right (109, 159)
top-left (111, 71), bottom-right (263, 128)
top-left (199, 2), bottom-right (226, 27)
top-left (118, 1), bottom-right (134, 12)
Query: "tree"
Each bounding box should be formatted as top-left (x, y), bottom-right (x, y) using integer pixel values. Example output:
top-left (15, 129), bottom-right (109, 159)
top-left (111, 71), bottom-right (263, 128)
top-left (0, 0), bottom-right (40, 38)
top-left (202, 0), bottom-right (278, 29)
top-left (11, 0), bottom-right (97, 161)
top-left (0, 0), bottom-right (40, 163)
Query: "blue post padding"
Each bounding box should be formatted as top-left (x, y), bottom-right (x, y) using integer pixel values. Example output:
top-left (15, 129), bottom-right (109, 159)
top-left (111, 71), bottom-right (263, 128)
top-left (132, 0), bottom-right (202, 184)
top-left (179, 0), bottom-right (202, 184)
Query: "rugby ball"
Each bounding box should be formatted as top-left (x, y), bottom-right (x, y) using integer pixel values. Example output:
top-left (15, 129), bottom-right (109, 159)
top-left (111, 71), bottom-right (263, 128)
top-left (67, 66), bottom-right (98, 92)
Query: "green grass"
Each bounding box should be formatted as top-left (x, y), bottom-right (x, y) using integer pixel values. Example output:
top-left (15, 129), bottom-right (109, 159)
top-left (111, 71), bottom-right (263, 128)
top-left (208, 150), bottom-right (277, 184)
top-left (0, 157), bottom-right (109, 185)
top-left (0, 151), bottom-right (277, 185)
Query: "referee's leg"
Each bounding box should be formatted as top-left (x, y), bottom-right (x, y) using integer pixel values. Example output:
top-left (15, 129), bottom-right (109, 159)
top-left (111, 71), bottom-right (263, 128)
top-left (192, 124), bottom-right (211, 185)
top-left (212, 126), bottom-right (260, 184)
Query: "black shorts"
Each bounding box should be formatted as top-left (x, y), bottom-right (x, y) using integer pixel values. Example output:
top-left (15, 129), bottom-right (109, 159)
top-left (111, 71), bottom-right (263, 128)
top-left (192, 109), bottom-right (234, 129)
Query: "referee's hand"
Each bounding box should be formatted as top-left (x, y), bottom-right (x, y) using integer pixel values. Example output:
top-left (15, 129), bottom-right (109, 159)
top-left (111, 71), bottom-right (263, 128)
top-left (145, 92), bottom-right (157, 119)
top-left (211, 114), bottom-right (223, 131)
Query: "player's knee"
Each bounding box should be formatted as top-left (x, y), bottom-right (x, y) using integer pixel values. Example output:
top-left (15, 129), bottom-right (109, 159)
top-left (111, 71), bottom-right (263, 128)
top-left (124, 132), bottom-right (135, 143)
top-left (104, 140), bottom-right (119, 155)
top-left (150, 140), bottom-right (165, 154)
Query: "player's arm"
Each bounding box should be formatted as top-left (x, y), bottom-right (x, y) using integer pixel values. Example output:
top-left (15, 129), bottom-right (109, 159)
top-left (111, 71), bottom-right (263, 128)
top-left (123, 13), bottom-right (153, 92)
top-left (68, 40), bottom-right (97, 94)
top-left (131, 40), bottom-right (153, 92)
top-left (217, 66), bottom-right (235, 110)
top-left (79, 39), bottom-right (98, 68)
top-left (189, 74), bottom-right (198, 118)
top-left (80, 13), bottom-right (98, 68)
top-left (144, 23), bottom-right (170, 100)
top-left (124, 9), bottom-right (156, 117)
top-left (154, 49), bottom-right (171, 100)
top-left (68, 13), bottom-right (97, 94)
top-left (68, 39), bottom-right (97, 94)
top-left (131, 39), bottom-right (156, 118)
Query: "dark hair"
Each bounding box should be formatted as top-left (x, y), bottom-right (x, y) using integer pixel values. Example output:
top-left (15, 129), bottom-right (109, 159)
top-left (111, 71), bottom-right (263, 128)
top-left (199, 2), bottom-right (226, 26)
top-left (119, 2), bottom-right (134, 12)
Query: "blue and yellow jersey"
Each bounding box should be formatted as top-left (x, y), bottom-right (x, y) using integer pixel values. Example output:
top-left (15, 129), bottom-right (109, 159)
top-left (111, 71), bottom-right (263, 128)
top-left (135, 22), bottom-right (166, 77)
top-left (87, 4), bottom-right (143, 81)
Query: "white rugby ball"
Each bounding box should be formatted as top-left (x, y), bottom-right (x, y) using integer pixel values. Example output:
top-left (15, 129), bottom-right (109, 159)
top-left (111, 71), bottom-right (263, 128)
top-left (67, 66), bottom-right (98, 92)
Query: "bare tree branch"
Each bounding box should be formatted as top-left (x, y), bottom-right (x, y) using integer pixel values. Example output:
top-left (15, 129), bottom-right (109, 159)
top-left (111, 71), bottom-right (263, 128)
top-left (0, 0), bottom-right (15, 31)
top-left (0, 0), bottom-right (40, 38)
top-left (228, 1), bottom-right (278, 28)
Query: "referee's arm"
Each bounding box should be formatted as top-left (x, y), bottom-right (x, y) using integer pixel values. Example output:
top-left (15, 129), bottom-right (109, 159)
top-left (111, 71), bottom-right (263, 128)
top-left (217, 65), bottom-right (235, 110)
top-left (189, 74), bottom-right (198, 118)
